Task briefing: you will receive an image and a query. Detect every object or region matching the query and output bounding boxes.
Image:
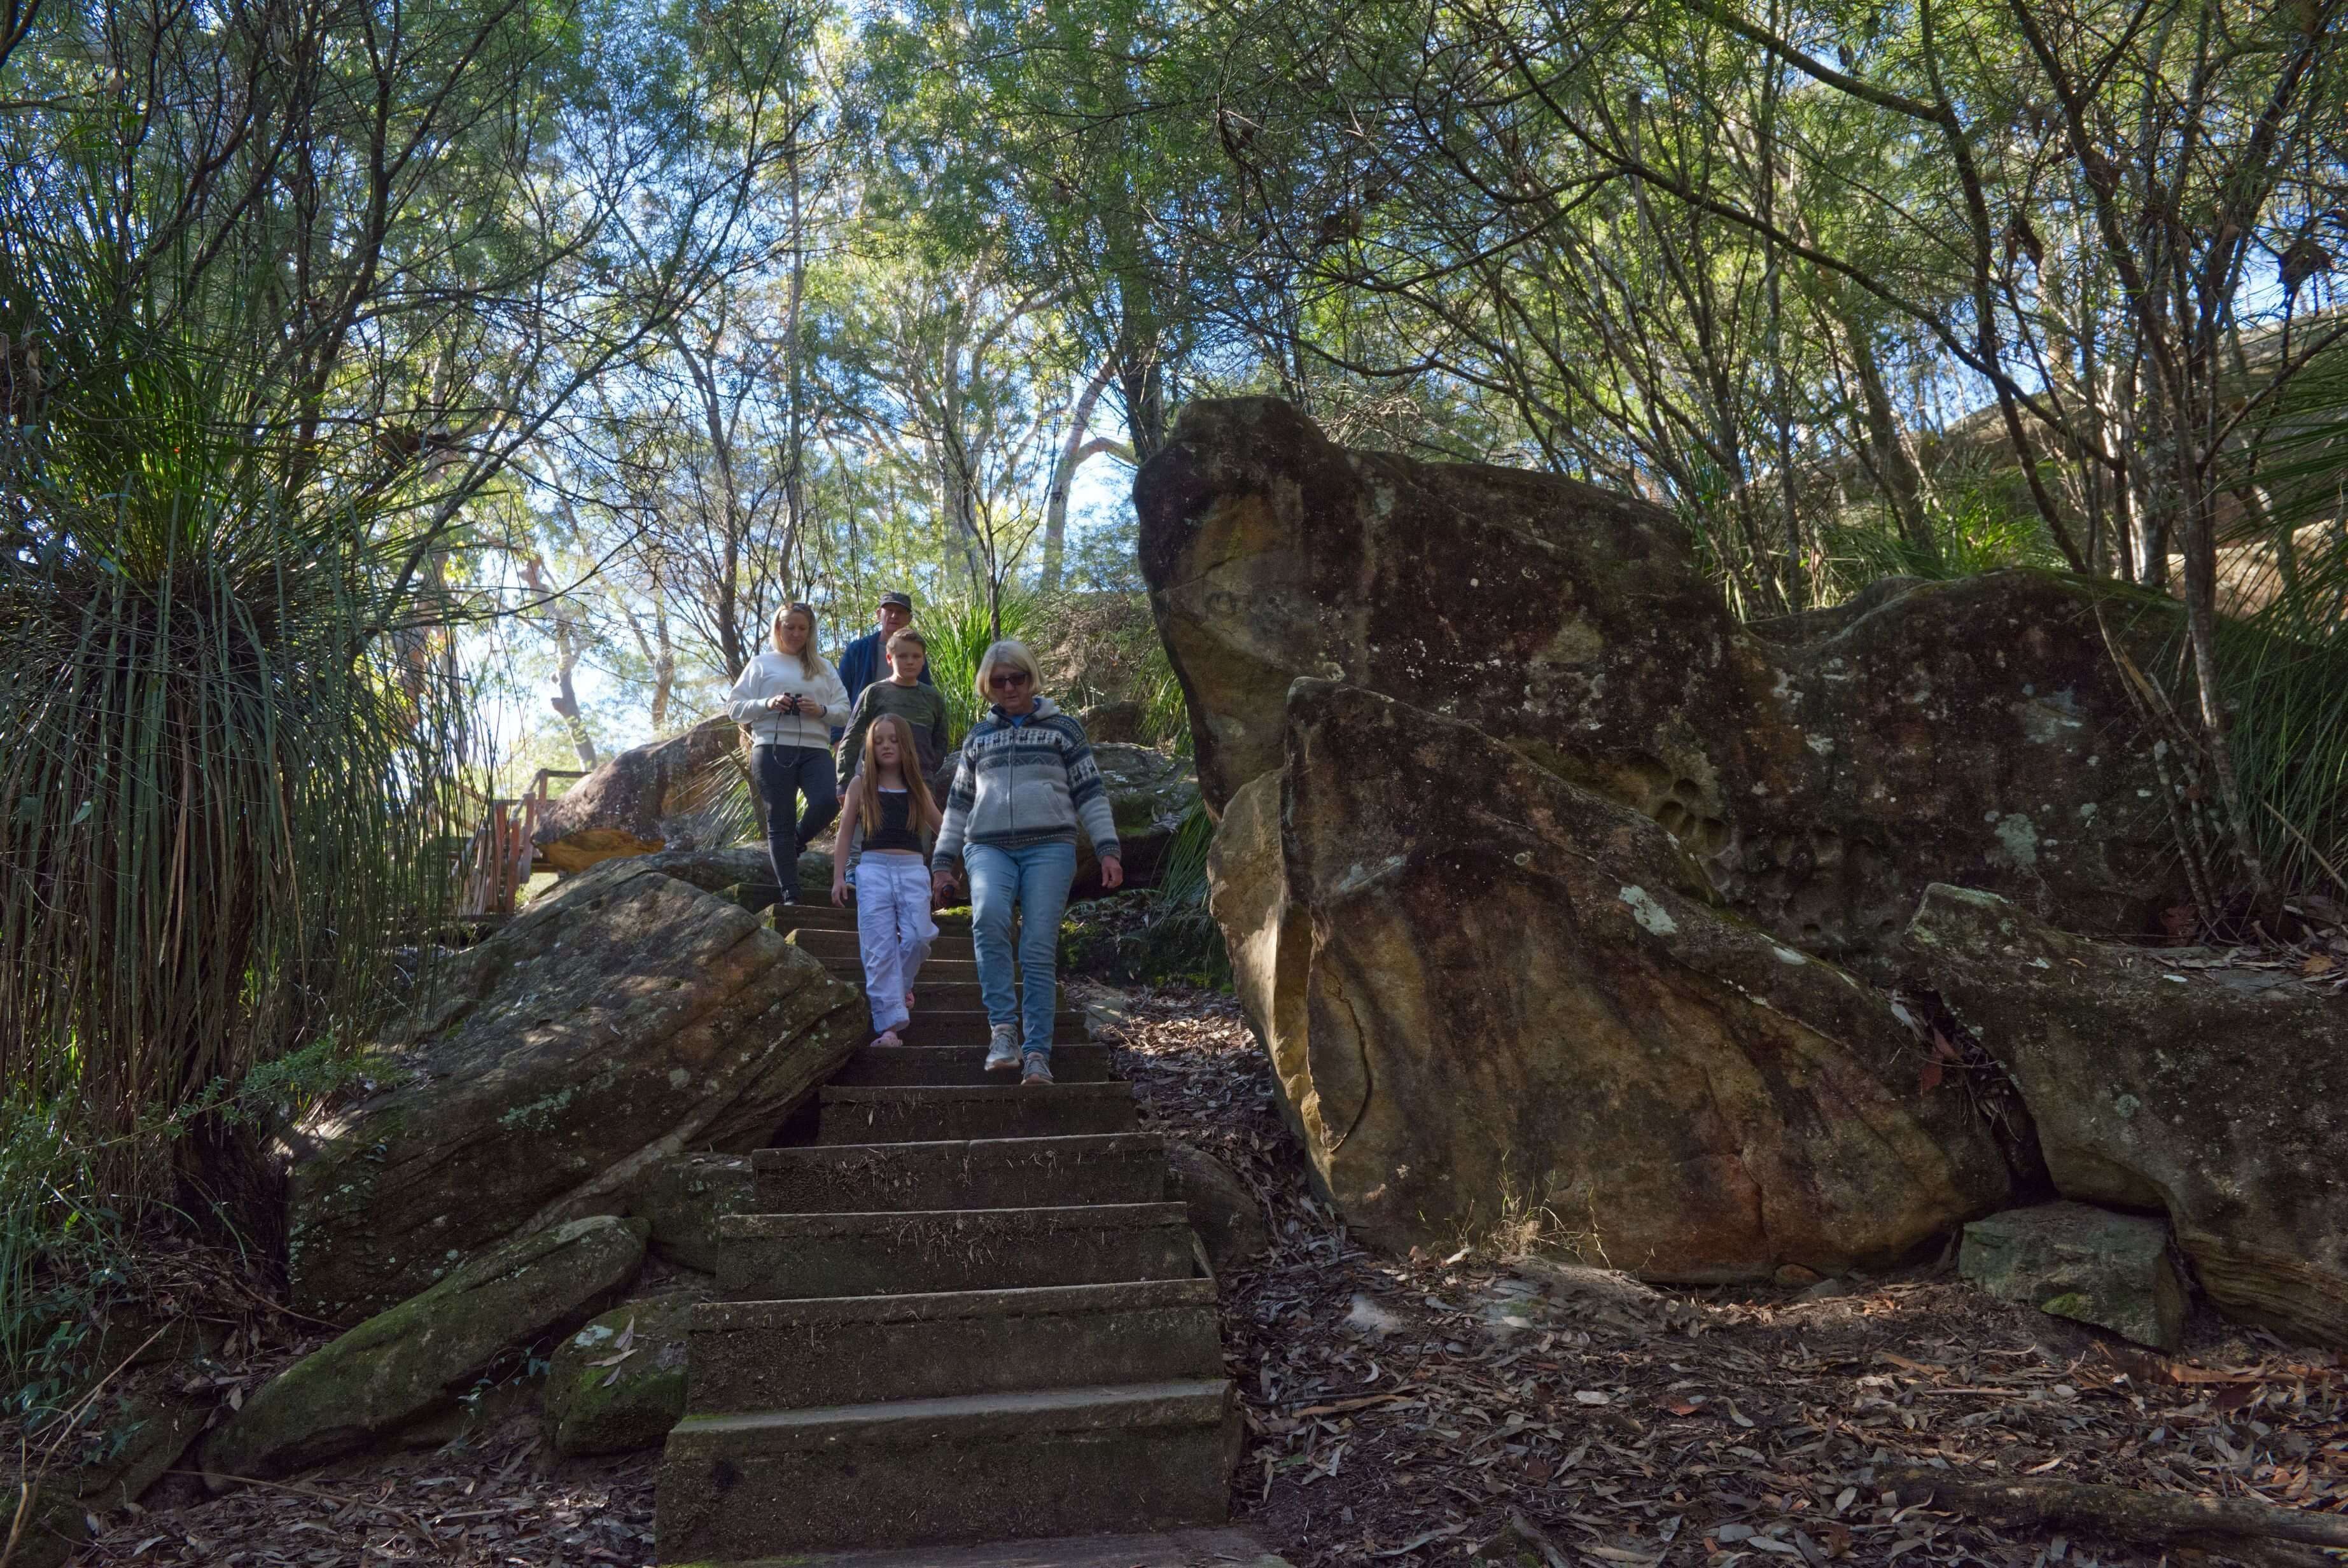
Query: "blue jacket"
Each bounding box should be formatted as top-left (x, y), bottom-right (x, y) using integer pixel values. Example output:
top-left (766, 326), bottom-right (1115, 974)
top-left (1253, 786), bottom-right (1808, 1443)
top-left (833, 626), bottom-right (935, 741)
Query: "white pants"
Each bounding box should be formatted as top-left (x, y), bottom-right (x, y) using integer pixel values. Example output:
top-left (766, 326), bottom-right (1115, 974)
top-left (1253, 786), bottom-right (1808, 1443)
top-left (855, 853), bottom-right (936, 1033)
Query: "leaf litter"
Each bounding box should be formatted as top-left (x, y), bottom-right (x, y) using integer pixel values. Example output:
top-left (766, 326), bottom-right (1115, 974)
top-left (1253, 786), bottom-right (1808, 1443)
top-left (1088, 981), bottom-right (2348, 1568)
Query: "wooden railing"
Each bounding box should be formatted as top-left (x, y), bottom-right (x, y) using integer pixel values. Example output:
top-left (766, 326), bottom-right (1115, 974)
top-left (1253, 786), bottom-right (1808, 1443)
top-left (454, 768), bottom-right (589, 918)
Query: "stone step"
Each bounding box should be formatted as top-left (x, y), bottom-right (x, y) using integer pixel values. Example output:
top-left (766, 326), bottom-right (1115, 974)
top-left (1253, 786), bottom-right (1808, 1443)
top-left (792, 927), bottom-right (977, 962)
top-left (774, 904), bottom-right (975, 935)
top-left (753, 1131), bottom-right (1164, 1212)
top-left (654, 1380), bottom-right (1238, 1560)
top-left (685, 1278), bottom-right (1221, 1413)
top-left (817, 1083), bottom-right (1136, 1144)
top-left (864, 1009), bottom-right (1087, 1047)
top-left (687, 1526), bottom-right (1287, 1567)
top-left (823, 957), bottom-right (983, 984)
top-left (715, 1203), bottom-right (1196, 1299)
top-left (828, 1043), bottom-right (1115, 1087)
top-left (862, 980), bottom-right (988, 1010)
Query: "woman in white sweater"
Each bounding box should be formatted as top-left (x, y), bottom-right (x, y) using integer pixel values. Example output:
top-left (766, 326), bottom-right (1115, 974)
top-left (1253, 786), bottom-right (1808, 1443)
top-left (725, 603), bottom-right (851, 904)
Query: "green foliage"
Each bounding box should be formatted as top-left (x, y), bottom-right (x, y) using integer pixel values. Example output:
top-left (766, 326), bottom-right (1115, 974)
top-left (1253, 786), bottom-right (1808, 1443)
top-left (1816, 478), bottom-right (2066, 600)
top-left (922, 592), bottom-right (1045, 741)
top-left (1060, 801), bottom-right (1228, 988)
top-left (1030, 592), bottom-right (1192, 752)
top-left (2210, 341), bottom-right (2348, 900)
top-left (2215, 621), bottom-right (2348, 900)
top-left (0, 323), bottom-right (470, 1197)
top-left (0, 1100), bottom-right (131, 1423)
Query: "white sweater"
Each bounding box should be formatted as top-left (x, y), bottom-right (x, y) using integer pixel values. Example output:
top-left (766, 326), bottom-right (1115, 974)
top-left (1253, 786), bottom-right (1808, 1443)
top-left (725, 652), bottom-right (850, 748)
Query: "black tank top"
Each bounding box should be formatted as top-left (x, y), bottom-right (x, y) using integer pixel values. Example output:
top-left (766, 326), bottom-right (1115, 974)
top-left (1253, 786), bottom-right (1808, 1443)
top-left (865, 788), bottom-right (922, 853)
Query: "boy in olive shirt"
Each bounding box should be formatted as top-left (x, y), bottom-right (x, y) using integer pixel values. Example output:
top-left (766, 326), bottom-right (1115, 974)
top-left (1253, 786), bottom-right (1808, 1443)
top-left (837, 628), bottom-right (953, 792)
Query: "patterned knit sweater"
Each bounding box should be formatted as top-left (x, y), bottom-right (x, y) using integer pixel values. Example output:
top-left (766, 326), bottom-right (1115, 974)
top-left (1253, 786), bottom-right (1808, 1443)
top-left (932, 698), bottom-right (1121, 871)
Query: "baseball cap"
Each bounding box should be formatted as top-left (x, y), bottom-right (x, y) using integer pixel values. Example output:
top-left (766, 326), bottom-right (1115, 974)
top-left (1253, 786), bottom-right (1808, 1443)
top-left (878, 591), bottom-right (913, 610)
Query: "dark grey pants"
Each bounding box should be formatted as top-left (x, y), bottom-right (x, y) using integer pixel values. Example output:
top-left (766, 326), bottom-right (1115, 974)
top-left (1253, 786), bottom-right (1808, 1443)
top-left (753, 743), bottom-right (839, 901)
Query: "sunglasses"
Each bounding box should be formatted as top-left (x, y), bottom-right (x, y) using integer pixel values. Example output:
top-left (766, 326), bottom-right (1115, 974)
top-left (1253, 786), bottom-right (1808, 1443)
top-left (988, 671), bottom-right (1032, 689)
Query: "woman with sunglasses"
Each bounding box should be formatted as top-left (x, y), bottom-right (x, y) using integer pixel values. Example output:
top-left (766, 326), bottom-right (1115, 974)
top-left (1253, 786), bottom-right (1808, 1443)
top-left (725, 602), bottom-right (851, 904)
top-left (930, 640), bottom-right (1123, 1084)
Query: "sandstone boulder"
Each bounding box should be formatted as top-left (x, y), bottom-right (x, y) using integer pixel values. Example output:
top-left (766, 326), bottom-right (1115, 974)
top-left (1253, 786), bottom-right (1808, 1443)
top-left (208, 1215), bottom-right (646, 1480)
top-left (544, 1292), bottom-right (697, 1456)
top-left (625, 1152), bottom-right (756, 1275)
top-left (1213, 680), bottom-right (2015, 1273)
top-left (1167, 1143), bottom-right (1269, 1274)
top-left (1138, 397), bottom-right (2189, 963)
top-left (288, 858), bottom-right (862, 1322)
top-left (1960, 1203), bottom-right (2187, 1350)
top-left (533, 715), bottom-right (741, 874)
top-left (1077, 699), bottom-right (1146, 744)
top-left (1911, 885), bottom-right (2348, 1346)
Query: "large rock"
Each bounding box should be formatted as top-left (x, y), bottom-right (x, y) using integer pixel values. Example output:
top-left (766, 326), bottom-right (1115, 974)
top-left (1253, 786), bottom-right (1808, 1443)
top-left (10, 1392), bottom-right (207, 1568)
top-left (1137, 397), bottom-right (2189, 963)
top-left (533, 715), bottom-right (743, 874)
top-left (207, 1215), bottom-right (646, 1480)
top-left (1168, 1144), bottom-right (1269, 1275)
top-left (1911, 885), bottom-right (2348, 1346)
top-left (288, 858), bottom-right (862, 1322)
top-left (625, 1152), bottom-right (756, 1274)
top-left (1212, 680), bottom-right (2014, 1273)
top-left (543, 1292), bottom-right (697, 1456)
top-left (1960, 1203), bottom-right (2187, 1350)
top-left (1083, 743), bottom-right (1199, 892)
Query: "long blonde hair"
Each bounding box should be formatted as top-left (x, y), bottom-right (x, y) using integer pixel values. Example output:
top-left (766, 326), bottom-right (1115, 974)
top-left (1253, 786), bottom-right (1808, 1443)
top-left (855, 714), bottom-right (939, 839)
top-left (769, 601), bottom-right (835, 680)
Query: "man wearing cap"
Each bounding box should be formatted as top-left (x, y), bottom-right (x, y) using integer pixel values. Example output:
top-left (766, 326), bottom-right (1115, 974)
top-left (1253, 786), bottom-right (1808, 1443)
top-left (833, 590), bottom-right (933, 743)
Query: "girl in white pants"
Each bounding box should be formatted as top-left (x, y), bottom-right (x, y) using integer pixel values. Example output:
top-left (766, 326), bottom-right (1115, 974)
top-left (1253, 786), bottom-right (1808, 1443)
top-left (830, 715), bottom-right (944, 1046)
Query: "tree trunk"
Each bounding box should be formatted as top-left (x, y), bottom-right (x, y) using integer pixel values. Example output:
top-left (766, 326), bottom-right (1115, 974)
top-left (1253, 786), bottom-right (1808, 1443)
top-left (1041, 359), bottom-right (1122, 593)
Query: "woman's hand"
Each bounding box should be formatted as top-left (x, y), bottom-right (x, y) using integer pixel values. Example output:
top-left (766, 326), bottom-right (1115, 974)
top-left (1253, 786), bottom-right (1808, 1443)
top-left (1098, 854), bottom-right (1124, 891)
top-left (802, 701), bottom-right (825, 718)
top-left (831, 875), bottom-right (850, 907)
top-left (766, 694), bottom-right (791, 713)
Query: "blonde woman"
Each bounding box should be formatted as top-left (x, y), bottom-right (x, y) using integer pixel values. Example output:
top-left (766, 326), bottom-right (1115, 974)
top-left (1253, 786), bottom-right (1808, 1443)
top-left (725, 603), bottom-right (851, 904)
top-left (930, 640), bottom-right (1122, 1084)
top-left (830, 715), bottom-right (944, 1046)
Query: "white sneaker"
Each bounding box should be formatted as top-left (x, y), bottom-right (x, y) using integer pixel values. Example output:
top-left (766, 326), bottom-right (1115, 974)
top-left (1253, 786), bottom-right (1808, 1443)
top-left (984, 1025), bottom-right (1020, 1072)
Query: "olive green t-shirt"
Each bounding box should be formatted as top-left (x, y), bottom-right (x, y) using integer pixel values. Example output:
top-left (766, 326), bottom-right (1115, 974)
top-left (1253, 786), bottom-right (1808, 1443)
top-left (837, 679), bottom-right (952, 788)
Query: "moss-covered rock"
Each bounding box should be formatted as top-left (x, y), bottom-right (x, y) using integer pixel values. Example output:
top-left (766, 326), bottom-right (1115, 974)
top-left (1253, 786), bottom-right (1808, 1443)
top-left (288, 858), bottom-right (860, 1323)
top-left (206, 1214), bottom-right (647, 1480)
top-left (543, 1292), bottom-right (698, 1455)
top-left (625, 1153), bottom-right (755, 1275)
top-left (1911, 885), bottom-right (2348, 1347)
top-left (1960, 1202), bottom-right (2187, 1349)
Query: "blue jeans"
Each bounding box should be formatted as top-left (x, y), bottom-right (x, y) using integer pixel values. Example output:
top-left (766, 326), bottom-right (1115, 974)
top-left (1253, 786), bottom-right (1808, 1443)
top-left (753, 743), bottom-right (839, 901)
top-left (965, 840), bottom-right (1077, 1058)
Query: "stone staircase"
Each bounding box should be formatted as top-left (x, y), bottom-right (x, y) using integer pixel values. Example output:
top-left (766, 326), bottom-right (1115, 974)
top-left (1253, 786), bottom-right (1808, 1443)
top-left (653, 902), bottom-right (1248, 1564)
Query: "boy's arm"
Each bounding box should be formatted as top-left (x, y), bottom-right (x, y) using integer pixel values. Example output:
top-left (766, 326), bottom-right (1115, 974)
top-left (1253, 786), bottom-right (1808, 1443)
top-left (925, 690), bottom-right (951, 774)
top-left (837, 689), bottom-right (877, 790)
